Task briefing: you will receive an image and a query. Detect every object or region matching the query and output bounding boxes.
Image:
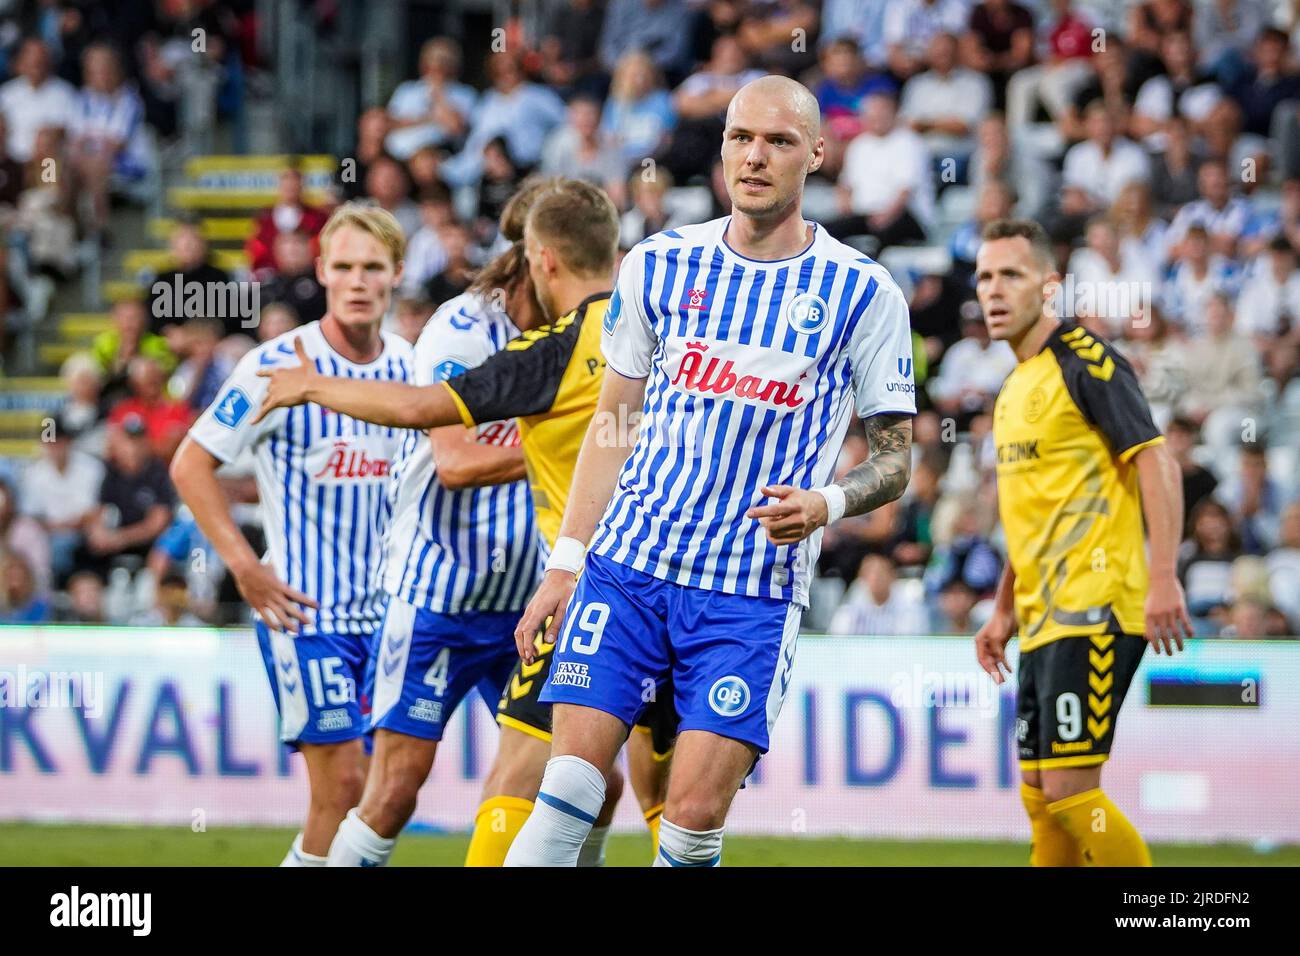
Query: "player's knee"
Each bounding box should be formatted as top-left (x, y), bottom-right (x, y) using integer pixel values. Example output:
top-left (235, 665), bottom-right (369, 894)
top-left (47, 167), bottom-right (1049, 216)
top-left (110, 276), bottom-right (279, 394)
top-left (364, 774), bottom-right (421, 835)
top-left (664, 789), bottom-right (728, 832)
top-left (596, 766), bottom-right (625, 825)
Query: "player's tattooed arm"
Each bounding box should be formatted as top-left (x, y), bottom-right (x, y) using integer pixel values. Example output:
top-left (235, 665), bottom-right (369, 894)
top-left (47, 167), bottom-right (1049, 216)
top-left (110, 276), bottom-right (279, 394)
top-left (837, 413), bottom-right (912, 517)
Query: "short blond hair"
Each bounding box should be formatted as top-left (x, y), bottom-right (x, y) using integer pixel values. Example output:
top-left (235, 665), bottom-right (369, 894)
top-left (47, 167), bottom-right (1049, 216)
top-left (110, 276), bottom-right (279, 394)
top-left (318, 201), bottom-right (406, 266)
top-left (526, 179), bottom-right (618, 278)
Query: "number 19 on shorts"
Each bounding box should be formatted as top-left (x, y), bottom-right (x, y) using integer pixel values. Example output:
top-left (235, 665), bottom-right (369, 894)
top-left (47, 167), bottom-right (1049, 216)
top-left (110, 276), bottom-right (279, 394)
top-left (558, 602), bottom-right (609, 655)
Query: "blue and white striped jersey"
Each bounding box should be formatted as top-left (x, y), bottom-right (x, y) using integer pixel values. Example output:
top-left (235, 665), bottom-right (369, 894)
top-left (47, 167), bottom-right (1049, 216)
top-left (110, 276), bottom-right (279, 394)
top-left (591, 217), bottom-right (916, 606)
top-left (189, 321), bottom-right (414, 636)
top-left (382, 293), bottom-right (540, 613)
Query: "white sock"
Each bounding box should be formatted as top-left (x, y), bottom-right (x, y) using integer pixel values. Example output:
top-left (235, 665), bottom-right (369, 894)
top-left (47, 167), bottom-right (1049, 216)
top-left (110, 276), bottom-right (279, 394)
top-left (577, 825), bottom-right (611, 867)
top-left (503, 755), bottom-right (606, 867)
top-left (653, 818), bottom-right (724, 867)
top-left (280, 832), bottom-right (327, 867)
top-left (326, 808), bottom-right (396, 867)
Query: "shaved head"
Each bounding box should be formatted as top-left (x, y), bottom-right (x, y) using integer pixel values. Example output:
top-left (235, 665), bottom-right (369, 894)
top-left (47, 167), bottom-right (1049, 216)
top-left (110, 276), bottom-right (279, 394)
top-left (726, 74), bottom-right (821, 143)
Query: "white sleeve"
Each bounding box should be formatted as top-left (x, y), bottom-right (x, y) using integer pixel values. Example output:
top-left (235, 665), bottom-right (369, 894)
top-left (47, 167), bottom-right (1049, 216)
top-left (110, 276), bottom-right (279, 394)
top-left (601, 246), bottom-right (659, 379)
top-left (414, 311), bottom-right (491, 387)
top-left (848, 277), bottom-right (918, 419)
top-left (188, 347), bottom-right (280, 463)
top-left (1134, 77), bottom-right (1170, 120)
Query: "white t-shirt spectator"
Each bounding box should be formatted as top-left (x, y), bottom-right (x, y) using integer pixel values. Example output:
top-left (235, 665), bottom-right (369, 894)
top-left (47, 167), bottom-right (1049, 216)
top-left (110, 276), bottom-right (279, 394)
top-left (883, 0), bottom-right (972, 60)
top-left (1165, 197), bottom-right (1255, 250)
top-left (1062, 137), bottom-right (1151, 206)
top-left (20, 450), bottom-right (105, 528)
top-left (385, 79), bottom-right (477, 160)
top-left (0, 74), bottom-right (78, 162)
top-left (1132, 76), bottom-right (1224, 148)
top-left (840, 124), bottom-right (934, 226)
top-left (927, 337), bottom-right (1016, 408)
top-left (829, 579), bottom-right (930, 636)
top-left (1234, 265), bottom-right (1300, 337)
top-left (899, 67), bottom-right (993, 155)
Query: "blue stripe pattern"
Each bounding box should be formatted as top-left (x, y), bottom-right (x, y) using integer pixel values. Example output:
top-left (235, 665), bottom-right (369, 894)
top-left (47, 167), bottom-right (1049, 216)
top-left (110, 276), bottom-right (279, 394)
top-left (536, 791), bottom-right (597, 824)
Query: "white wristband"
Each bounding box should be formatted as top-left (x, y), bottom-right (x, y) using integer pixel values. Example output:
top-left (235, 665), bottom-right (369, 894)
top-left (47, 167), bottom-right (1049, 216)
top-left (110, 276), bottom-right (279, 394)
top-left (545, 536), bottom-right (587, 576)
top-left (813, 484), bottom-right (847, 524)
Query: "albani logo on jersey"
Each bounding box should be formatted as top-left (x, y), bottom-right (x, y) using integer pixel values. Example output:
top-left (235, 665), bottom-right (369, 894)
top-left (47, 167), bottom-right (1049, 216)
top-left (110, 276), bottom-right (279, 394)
top-left (672, 341), bottom-right (805, 408)
top-left (305, 435), bottom-right (397, 484)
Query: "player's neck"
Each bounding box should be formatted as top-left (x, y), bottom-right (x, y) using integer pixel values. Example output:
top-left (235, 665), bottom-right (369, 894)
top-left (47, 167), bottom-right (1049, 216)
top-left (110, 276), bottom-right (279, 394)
top-left (549, 275), bottom-right (610, 318)
top-left (319, 314), bottom-right (384, 365)
top-left (1009, 313), bottom-right (1060, 363)
top-left (725, 207), bottom-right (812, 261)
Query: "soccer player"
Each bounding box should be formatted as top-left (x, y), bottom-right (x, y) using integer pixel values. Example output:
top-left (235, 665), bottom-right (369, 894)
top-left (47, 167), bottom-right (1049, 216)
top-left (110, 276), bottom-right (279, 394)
top-left (170, 203), bottom-right (414, 866)
top-left (971, 218), bottom-right (1193, 866)
top-left (254, 178), bottom-right (673, 865)
top-left (502, 74), bottom-right (917, 867)
top-left (322, 184), bottom-right (547, 866)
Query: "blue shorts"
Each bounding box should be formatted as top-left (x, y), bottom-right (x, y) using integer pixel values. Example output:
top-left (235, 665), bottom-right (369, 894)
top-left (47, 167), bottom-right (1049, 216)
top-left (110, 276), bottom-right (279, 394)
top-left (539, 552), bottom-right (802, 753)
top-left (365, 597), bottom-right (520, 741)
top-left (255, 622), bottom-right (369, 746)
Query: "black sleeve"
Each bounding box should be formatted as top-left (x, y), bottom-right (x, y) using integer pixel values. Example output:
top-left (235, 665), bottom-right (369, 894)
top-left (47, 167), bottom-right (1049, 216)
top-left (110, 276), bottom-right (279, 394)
top-left (1052, 332), bottom-right (1163, 461)
top-left (445, 316), bottom-right (581, 424)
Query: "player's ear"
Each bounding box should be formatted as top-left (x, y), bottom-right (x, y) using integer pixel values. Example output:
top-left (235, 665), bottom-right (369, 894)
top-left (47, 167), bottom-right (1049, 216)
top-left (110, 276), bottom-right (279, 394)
top-left (808, 136), bottom-right (825, 175)
top-left (315, 254), bottom-right (327, 286)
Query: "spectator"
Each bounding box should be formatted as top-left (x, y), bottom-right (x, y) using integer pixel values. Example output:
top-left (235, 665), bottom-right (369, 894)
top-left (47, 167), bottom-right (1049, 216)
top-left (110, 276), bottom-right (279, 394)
top-left (260, 230), bottom-right (326, 324)
top-left (1130, 32), bottom-right (1227, 151)
top-left (1059, 102), bottom-right (1151, 225)
top-left (364, 156), bottom-right (421, 239)
top-left (129, 569), bottom-right (203, 627)
top-left (400, 190), bottom-right (454, 299)
top-left (602, 51), bottom-right (677, 175)
top-left (0, 554), bottom-right (51, 624)
top-left (57, 570), bottom-right (106, 624)
top-left (15, 126), bottom-right (78, 279)
top-left (1165, 415), bottom-right (1220, 518)
top-left (1226, 27), bottom-right (1300, 145)
top-left (0, 476), bottom-right (51, 597)
top-left (168, 318), bottom-right (232, 413)
top-left (927, 491), bottom-right (1004, 594)
top-left (392, 297), bottom-right (433, 346)
top-left (91, 297), bottom-right (174, 405)
top-left (950, 179), bottom-right (1016, 277)
top-left (107, 356), bottom-right (194, 462)
top-left (1199, 1), bottom-right (1271, 87)
top-left (927, 313), bottom-right (1017, 425)
top-left (1178, 497), bottom-right (1243, 615)
top-left (819, 0), bottom-right (893, 69)
top-left (384, 38), bottom-right (476, 161)
top-left (146, 221), bottom-right (236, 336)
top-left (962, 0), bottom-right (1036, 107)
top-left (829, 554), bottom-right (929, 636)
top-left (812, 37), bottom-right (897, 175)
top-left (1234, 235), bottom-right (1300, 342)
top-left (1064, 215), bottom-right (1158, 336)
top-left (1160, 224), bottom-right (1239, 330)
top-left (735, 0), bottom-right (820, 75)
top-left (620, 169), bottom-right (691, 249)
top-left (245, 165), bottom-right (329, 278)
top-left (968, 112), bottom-right (1052, 219)
top-left (1111, 179), bottom-right (1170, 270)
top-left (340, 107), bottom-right (391, 201)
top-left (899, 32), bottom-right (994, 171)
top-left (59, 352), bottom-right (107, 448)
top-left (423, 221), bottom-right (476, 307)
top-left (1266, 501), bottom-right (1300, 630)
top-left (1117, 308), bottom-right (1185, 428)
top-left (1127, 0), bottom-right (1195, 60)
top-left (476, 137), bottom-right (528, 241)
top-left (663, 35), bottom-right (762, 183)
top-left (0, 38), bottom-right (77, 163)
top-left (930, 579), bottom-right (983, 634)
top-left (1219, 595), bottom-right (1270, 636)
top-left (440, 53), bottom-right (565, 189)
top-left (407, 145), bottom-right (446, 197)
top-left (255, 302), bottom-right (300, 343)
top-left (1057, 37), bottom-right (1143, 146)
top-left (883, 0), bottom-right (971, 81)
top-left (67, 43), bottom-right (153, 237)
top-left (19, 414), bottom-right (103, 585)
top-left (599, 0), bottom-right (695, 79)
top-left (1215, 443), bottom-right (1286, 553)
top-left (891, 452), bottom-right (943, 569)
top-left (827, 92), bottom-right (933, 246)
top-left (1005, 0), bottom-right (1095, 130)
top-left (541, 95), bottom-right (625, 199)
top-left (79, 414), bottom-right (175, 577)
top-left (1173, 294), bottom-right (1261, 448)
top-left (537, 0), bottom-right (609, 99)
top-left (1148, 115), bottom-right (1204, 218)
top-left (1164, 160), bottom-right (1253, 261)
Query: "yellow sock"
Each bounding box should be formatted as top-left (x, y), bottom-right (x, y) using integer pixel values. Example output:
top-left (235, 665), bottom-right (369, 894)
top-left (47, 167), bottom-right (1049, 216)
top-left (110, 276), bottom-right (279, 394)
top-left (464, 796), bottom-right (533, 867)
top-left (1021, 783), bottom-right (1082, 866)
top-left (1049, 788), bottom-right (1152, 867)
top-left (643, 803), bottom-right (664, 855)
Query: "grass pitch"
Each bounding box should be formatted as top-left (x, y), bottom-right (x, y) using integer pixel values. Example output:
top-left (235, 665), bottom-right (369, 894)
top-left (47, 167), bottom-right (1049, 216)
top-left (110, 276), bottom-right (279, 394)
top-left (1, 824), bottom-right (1296, 866)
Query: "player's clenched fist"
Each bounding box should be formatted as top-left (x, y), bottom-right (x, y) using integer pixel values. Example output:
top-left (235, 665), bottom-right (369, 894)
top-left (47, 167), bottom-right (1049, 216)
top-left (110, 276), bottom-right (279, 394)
top-left (746, 484), bottom-right (830, 546)
top-left (252, 337), bottom-right (320, 424)
top-left (515, 570), bottom-right (578, 662)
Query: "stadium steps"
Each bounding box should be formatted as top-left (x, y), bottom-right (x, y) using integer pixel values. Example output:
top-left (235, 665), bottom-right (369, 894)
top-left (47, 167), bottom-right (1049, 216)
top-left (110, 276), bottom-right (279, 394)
top-left (0, 377), bottom-right (66, 452)
top-left (120, 248), bottom-right (251, 275)
top-left (148, 217), bottom-right (255, 245)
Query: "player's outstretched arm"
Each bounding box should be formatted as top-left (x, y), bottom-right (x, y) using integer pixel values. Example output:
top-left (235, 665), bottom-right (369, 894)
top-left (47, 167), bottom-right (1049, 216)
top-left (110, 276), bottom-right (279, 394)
top-left (251, 337), bottom-right (462, 430)
top-left (512, 369), bottom-right (647, 661)
top-left (1134, 442), bottom-right (1193, 655)
top-left (170, 436), bottom-right (318, 633)
top-left (747, 412), bottom-right (913, 546)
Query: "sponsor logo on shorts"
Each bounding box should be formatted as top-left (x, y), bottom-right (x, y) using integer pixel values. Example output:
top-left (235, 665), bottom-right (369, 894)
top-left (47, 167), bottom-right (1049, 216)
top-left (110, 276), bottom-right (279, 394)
top-left (708, 675), bottom-right (751, 717)
top-left (408, 698), bottom-right (443, 724)
top-left (317, 708), bottom-right (352, 732)
top-left (551, 661), bottom-right (591, 689)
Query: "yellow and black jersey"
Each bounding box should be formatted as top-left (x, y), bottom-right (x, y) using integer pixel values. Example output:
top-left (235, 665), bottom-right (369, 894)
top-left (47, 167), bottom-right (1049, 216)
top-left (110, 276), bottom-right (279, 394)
top-left (441, 291), bottom-right (610, 547)
top-left (993, 323), bottom-right (1164, 652)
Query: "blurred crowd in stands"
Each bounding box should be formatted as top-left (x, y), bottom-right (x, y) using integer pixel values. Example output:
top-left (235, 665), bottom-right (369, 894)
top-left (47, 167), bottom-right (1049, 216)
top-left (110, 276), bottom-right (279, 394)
top-left (0, 0), bottom-right (1297, 640)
